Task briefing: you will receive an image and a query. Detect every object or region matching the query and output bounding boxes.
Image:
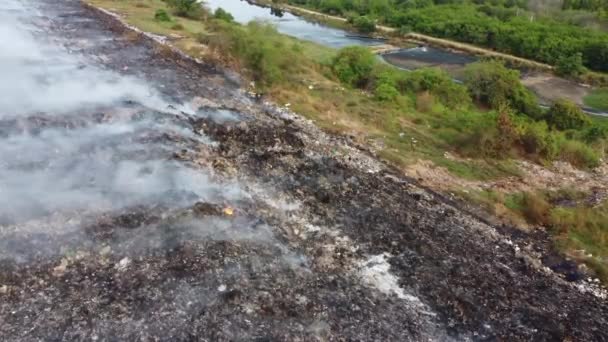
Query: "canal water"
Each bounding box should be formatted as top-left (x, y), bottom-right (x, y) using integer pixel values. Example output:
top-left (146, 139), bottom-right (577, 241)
top-left (202, 0), bottom-right (476, 70)
top-left (203, 0), bottom-right (385, 48)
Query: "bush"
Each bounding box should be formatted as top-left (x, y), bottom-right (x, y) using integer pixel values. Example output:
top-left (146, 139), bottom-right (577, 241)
top-left (374, 83), bottom-right (399, 101)
top-left (464, 60), bottom-right (541, 119)
top-left (546, 99), bottom-right (591, 130)
top-left (405, 68), bottom-right (470, 109)
top-left (214, 8), bottom-right (234, 22)
top-left (352, 15), bottom-right (376, 33)
top-left (556, 53), bottom-right (586, 77)
top-left (581, 124), bottom-right (608, 143)
top-left (154, 9), bottom-right (172, 22)
top-left (559, 140), bottom-right (601, 168)
top-left (331, 46), bottom-right (376, 88)
top-left (200, 21), bottom-right (307, 89)
top-left (163, 0), bottom-right (204, 18)
top-left (416, 91), bottom-right (434, 113)
top-left (520, 121), bottom-right (560, 160)
top-left (521, 192), bottom-right (551, 226)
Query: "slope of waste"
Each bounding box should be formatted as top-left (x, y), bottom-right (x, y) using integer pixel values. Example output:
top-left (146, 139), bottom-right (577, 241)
top-left (0, 0), bottom-right (607, 341)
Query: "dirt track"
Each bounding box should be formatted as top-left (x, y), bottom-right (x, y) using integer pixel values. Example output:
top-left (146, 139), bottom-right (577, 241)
top-left (0, 1), bottom-right (607, 341)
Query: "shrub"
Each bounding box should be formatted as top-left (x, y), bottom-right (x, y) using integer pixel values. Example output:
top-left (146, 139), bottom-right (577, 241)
top-left (464, 60), bottom-right (541, 119)
top-left (214, 8), bottom-right (234, 22)
top-left (581, 124), bottom-right (608, 143)
top-left (352, 15), bottom-right (376, 33)
top-left (331, 46), bottom-right (376, 88)
top-left (556, 53), bottom-right (586, 77)
top-left (559, 140), bottom-right (601, 168)
top-left (405, 68), bottom-right (470, 109)
top-left (200, 21), bottom-right (307, 89)
top-left (163, 0), bottom-right (204, 19)
top-left (374, 83), bottom-right (399, 101)
top-left (521, 192), bottom-right (551, 226)
top-left (520, 121), bottom-right (560, 160)
top-left (546, 99), bottom-right (591, 130)
top-left (154, 9), bottom-right (171, 22)
top-left (416, 91), bottom-right (434, 113)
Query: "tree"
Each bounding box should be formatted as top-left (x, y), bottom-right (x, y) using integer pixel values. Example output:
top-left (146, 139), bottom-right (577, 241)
top-left (546, 99), bottom-right (591, 130)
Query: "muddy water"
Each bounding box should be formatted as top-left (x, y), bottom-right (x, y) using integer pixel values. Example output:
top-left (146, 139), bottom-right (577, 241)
top-left (203, 0), bottom-right (478, 70)
top-left (203, 0), bottom-right (385, 48)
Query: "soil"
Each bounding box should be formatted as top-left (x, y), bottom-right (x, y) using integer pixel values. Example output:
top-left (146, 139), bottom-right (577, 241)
top-left (1, 1), bottom-right (607, 341)
top-left (522, 72), bottom-right (591, 107)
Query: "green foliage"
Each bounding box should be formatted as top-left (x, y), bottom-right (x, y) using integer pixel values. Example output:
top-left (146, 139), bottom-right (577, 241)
top-left (549, 201), bottom-right (608, 283)
top-left (213, 8), bottom-right (234, 22)
top-left (556, 53), bottom-right (586, 77)
top-left (559, 139), bottom-right (601, 168)
top-left (163, 0), bottom-right (204, 18)
top-left (352, 15), bottom-right (376, 33)
top-left (520, 121), bottom-right (560, 160)
top-left (331, 46), bottom-right (376, 87)
top-left (580, 123), bottom-right (608, 143)
top-left (154, 9), bottom-right (172, 22)
top-left (404, 68), bottom-right (471, 108)
top-left (201, 21), bottom-right (307, 89)
top-left (464, 60), bottom-right (541, 119)
top-left (374, 83), bottom-right (400, 101)
top-left (546, 99), bottom-right (591, 130)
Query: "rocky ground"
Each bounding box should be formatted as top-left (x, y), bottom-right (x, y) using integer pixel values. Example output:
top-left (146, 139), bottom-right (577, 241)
top-left (0, 0), bottom-right (607, 341)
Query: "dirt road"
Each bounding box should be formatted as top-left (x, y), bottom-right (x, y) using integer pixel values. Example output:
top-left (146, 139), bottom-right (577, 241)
top-left (0, 1), bottom-right (606, 340)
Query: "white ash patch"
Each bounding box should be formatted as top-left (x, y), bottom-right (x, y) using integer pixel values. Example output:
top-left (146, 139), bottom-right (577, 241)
top-left (575, 281), bottom-right (608, 300)
top-left (357, 253), bottom-right (431, 312)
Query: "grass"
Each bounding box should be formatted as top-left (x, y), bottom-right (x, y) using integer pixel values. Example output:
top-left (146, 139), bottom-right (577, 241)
top-left (584, 88), bottom-right (608, 111)
top-left (461, 188), bottom-right (608, 283)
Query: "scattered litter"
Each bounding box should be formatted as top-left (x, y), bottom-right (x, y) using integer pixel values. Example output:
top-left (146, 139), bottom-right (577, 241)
top-left (223, 207), bottom-right (234, 216)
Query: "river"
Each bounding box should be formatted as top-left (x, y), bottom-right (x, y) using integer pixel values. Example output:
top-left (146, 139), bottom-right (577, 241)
top-left (203, 0), bottom-right (476, 69)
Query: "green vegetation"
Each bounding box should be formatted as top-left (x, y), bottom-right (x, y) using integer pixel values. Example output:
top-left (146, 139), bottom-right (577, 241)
top-left (556, 53), bottom-right (587, 77)
top-left (287, 0), bottom-right (608, 73)
top-left (199, 20), bottom-right (309, 89)
top-left (348, 15), bottom-right (376, 33)
top-left (331, 46), bottom-right (376, 87)
top-left (154, 9), bottom-right (171, 22)
top-left (213, 7), bottom-right (234, 22)
top-left (464, 60), bottom-right (541, 119)
top-left (163, 0), bottom-right (204, 18)
top-left (584, 88), bottom-right (608, 111)
top-left (466, 189), bottom-right (608, 283)
top-left (546, 99), bottom-right (591, 130)
top-left (86, 0), bottom-right (608, 283)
